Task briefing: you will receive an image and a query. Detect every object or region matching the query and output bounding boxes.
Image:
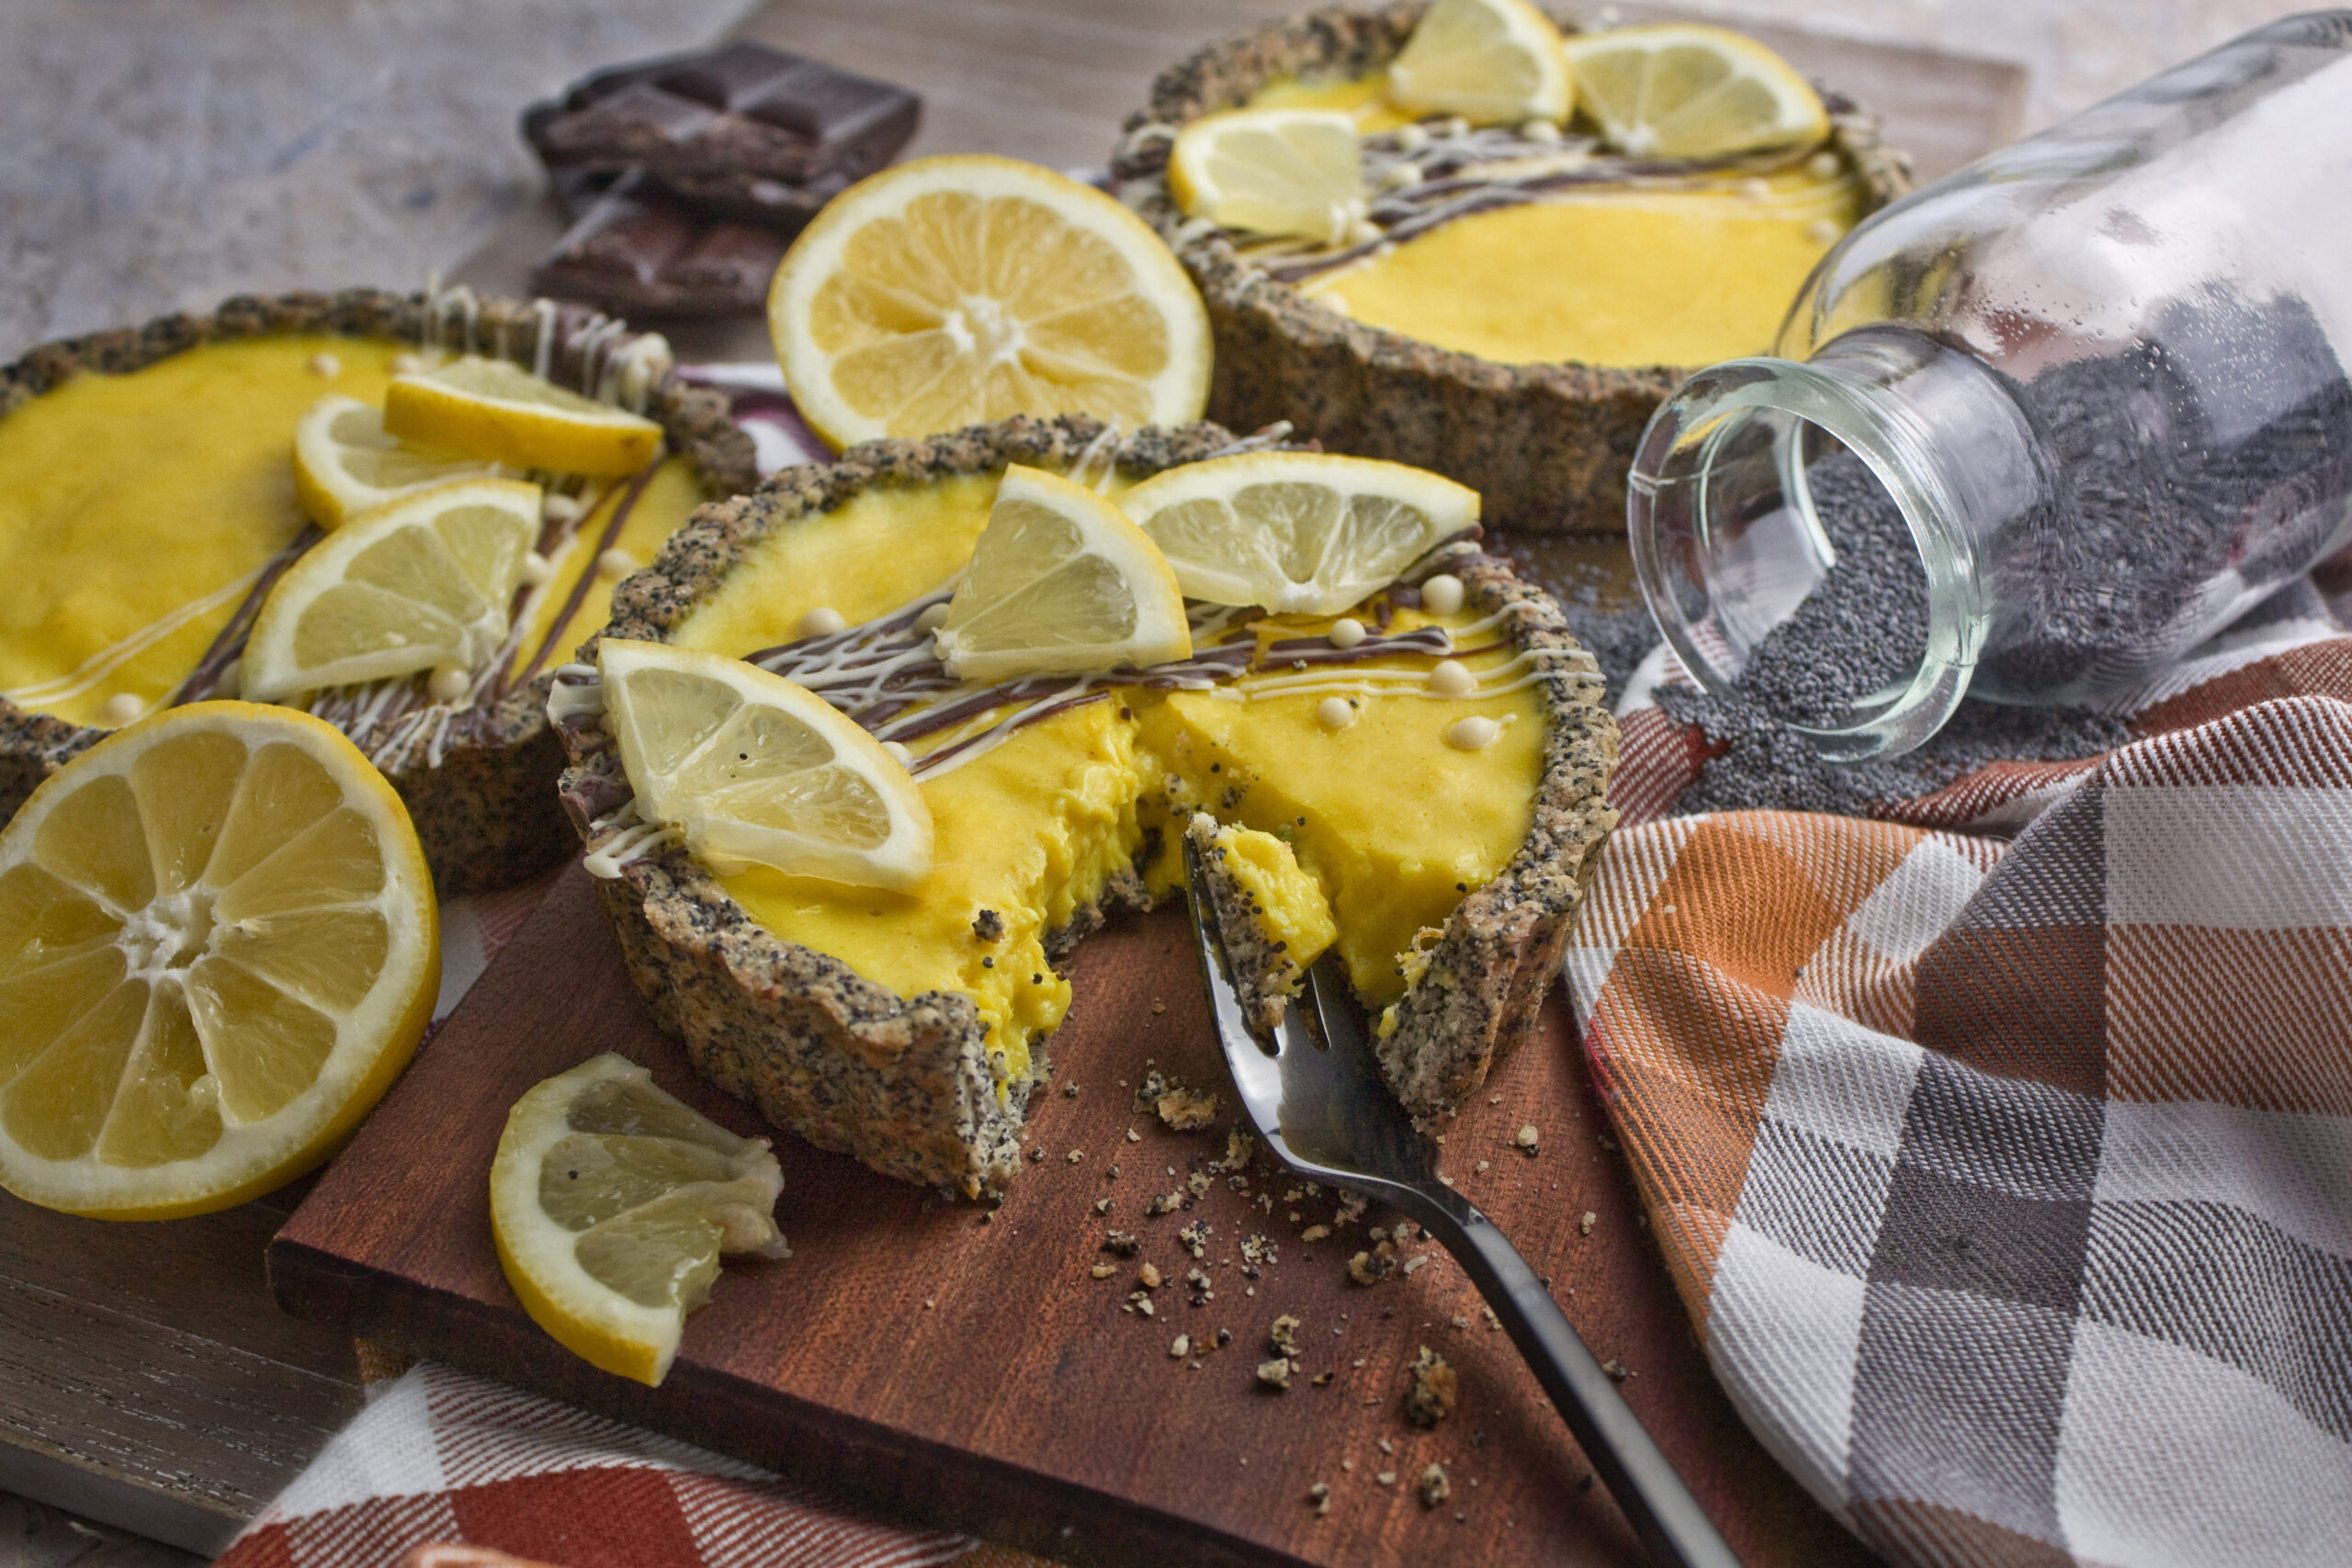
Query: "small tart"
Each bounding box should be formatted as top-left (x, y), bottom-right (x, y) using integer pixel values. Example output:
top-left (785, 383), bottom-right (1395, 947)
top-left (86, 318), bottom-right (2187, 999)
top-left (0, 288), bottom-right (757, 897)
top-left (554, 414), bottom-right (1617, 1196)
top-left (1112, 3), bottom-right (1913, 535)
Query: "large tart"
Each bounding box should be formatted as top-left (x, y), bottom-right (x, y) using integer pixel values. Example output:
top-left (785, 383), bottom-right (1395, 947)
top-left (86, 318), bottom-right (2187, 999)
top-left (1111, 4), bottom-right (1912, 534)
top-left (554, 414), bottom-right (1618, 1196)
top-left (0, 288), bottom-right (755, 897)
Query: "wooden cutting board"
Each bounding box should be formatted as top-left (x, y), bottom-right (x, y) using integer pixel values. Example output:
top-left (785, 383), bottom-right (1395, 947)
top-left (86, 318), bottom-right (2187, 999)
top-left (269, 863), bottom-right (1871, 1568)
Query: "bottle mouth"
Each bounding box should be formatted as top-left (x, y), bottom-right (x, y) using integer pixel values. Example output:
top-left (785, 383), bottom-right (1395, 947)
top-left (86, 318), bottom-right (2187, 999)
top-left (1627, 354), bottom-right (1987, 761)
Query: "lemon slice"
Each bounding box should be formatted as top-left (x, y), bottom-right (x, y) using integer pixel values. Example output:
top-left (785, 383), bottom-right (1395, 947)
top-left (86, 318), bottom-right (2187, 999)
top-left (598, 639), bottom-right (934, 891)
top-left (1388, 0), bottom-right (1575, 125)
top-left (1563, 24), bottom-right (1827, 159)
top-left (1170, 108), bottom-right (1369, 245)
top-left (492, 1053), bottom-right (785, 1387)
top-left (292, 395), bottom-right (502, 531)
top-left (383, 357), bottom-right (662, 477)
top-left (0, 702), bottom-right (437, 1219)
top-left (240, 478), bottom-right (543, 703)
top-left (933, 463), bottom-right (1193, 683)
top-left (1115, 452), bottom-right (1479, 616)
top-left (768, 154), bottom-right (1212, 449)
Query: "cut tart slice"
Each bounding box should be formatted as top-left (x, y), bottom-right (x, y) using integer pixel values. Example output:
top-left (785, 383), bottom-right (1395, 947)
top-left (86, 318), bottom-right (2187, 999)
top-left (0, 288), bottom-right (757, 897)
top-left (1111, 6), bottom-right (1912, 534)
top-left (1184, 813), bottom-right (1338, 1035)
top-left (552, 414), bottom-right (1617, 1196)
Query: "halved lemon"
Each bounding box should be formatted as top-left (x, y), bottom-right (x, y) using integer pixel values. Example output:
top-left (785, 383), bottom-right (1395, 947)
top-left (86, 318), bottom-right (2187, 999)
top-left (292, 395), bottom-right (503, 531)
top-left (383, 357), bottom-right (662, 477)
top-left (492, 1053), bottom-right (785, 1387)
top-left (1170, 108), bottom-right (1369, 246)
top-left (240, 478), bottom-right (543, 702)
top-left (1388, 0), bottom-right (1575, 125)
top-left (933, 463), bottom-right (1193, 682)
top-left (598, 639), bottom-right (934, 891)
top-left (1115, 452), bottom-right (1479, 616)
top-left (768, 154), bottom-right (1212, 449)
top-left (0, 702), bottom-right (438, 1219)
top-left (1563, 24), bottom-right (1827, 159)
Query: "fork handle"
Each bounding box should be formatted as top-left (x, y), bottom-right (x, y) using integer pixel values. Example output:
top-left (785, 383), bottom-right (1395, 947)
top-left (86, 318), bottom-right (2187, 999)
top-left (1389, 1185), bottom-right (1744, 1568)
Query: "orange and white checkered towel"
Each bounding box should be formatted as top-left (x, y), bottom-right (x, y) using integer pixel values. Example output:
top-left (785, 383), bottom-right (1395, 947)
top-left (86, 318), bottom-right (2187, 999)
top-left (1567, 674), bottom-right (2352, 1567)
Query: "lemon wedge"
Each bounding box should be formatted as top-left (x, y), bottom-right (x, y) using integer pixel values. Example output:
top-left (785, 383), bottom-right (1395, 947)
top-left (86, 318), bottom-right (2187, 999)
top-left (1563, 24), bottom-right (1827, 159)
top-left (292, 395), bottom-right (503, 531)
top-left (0, 702), bottom-right (437, 1218)
top-left (1170, 108), bottom-right (1369, 245)
top-left (239, 478), bottom-right (543, 703)
top-left (492, 1053), bottom-right (785, 1387)
top-left (1115, 452), bottom-right (1478, 616)
top-left (1388, 0), bottom-right (1575, 125)
top-left (768, 154), bottom-right (1211, 449)
top-left (933, 463), bottom-right (1193, 683)
top-left (383, 357), bottom-right (662, 477)
top-left (597, 639), bottom-right (934, 891)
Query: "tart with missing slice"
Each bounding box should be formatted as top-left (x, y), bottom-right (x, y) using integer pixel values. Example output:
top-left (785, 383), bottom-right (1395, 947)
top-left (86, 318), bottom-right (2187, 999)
top-left (0, 288), bottom-right (755, 896)
top-left (553, 414), bottom-right (1617, 1196)
top-left (1111, 2), bottom-right (1911, 534)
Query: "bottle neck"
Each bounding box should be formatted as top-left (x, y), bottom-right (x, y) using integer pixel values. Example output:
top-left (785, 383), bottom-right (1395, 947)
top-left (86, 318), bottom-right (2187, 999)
top-left (1627, 326), bottom-right (2052, 761)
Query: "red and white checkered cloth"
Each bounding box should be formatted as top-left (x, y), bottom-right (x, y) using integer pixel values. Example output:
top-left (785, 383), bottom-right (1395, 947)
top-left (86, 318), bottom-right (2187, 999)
top-left (1568, 605), bottom-right (2352, 1565)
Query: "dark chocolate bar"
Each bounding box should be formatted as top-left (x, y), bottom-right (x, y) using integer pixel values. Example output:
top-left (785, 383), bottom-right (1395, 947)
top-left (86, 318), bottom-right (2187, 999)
top-left (524, 39), bottom-right (920, 193)
top-left (531, 173), bottom-right (788, 318)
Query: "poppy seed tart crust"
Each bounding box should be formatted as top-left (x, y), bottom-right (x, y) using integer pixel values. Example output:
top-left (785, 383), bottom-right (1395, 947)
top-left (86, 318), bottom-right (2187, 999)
top-left (557, 414), bottom-right (1618, 1196)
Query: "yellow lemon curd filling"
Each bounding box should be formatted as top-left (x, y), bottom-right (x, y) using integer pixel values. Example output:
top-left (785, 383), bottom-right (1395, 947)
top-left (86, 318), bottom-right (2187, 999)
top-left (670, 468), bottom-right (1544, 1087)
top-left (0, 336), bottom-right (701, 728)
top-left (1206, 823), bottom-right (1339, 976)
top-left (1245, 72), bottom-right (1862, 368)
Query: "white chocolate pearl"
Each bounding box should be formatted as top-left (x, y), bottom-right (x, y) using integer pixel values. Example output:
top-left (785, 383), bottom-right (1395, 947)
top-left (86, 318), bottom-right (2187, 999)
top-left (427, 665), bottom-right (470, 705)
top-left (390, 351), bottom-right (429, 376)
top-left (1808, 150), bottom-right (1842, 180)
top-left (1427, 659), bottom-right (1476, 697)
top-left (1445, 716), bottom-right (1500, 750)
top-left (597, 547), bottom-right (639, 578)
top-left (307, 352), bottom-right (341, 378)
top-left (881, 740), bottom-right (914, 767)
top-left (1328, 616), bottom-right (1366, 649)
top-left (543, 492), bottom-right (584, 525)
top-left (1741, 177), bottom-right (1772, 201)
top-left (1394, 124), bottom-right (1429, 153)
top-left (1420, 573), bottom-right (1464, 615)
top-left (915, 601), bottom-right (952, 631)
top-left (519, 550), bottom-right (556, 586)
top-left (211, 659), bottom-right (242, 699)
top-left (1520, 118), bottom-right (1563, 143)
top-left (100, 693), bottom-right (144, 727)
top-left (797, 606), bottom-right (849, 638)
top-left (1806, 218), bottom-right (1843, 246)
top-left (1377, 164), bottom-right (1422, 193)
top-left (1317, 697), bottom-right (1356, 731)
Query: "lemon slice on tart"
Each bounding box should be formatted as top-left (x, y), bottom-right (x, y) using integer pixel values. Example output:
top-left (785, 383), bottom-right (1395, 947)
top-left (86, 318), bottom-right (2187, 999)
top-left (491, 1053), bottom-right (785, 1387)
top-left (932, 463), bottom-right (1193, 682)
top-left (767, 154), bottom-right (1211, 448)
top-left (1563, 23), bottom-right (1828, 159)
top-left (1387, 0), bottom-right (1574, 125)
top-left (1116, 451), bottom-right (1478, 616)
top-left (597, 639), bottom-right (934, 891)
top-left (291, 395), bottom-right (503, 531)
top-left (384, 357), bottom-right (663, 476)
top-left (1170, 108), bottom-right (1369, 245)
top-left (0, 702), bottom-right (437, 1218)
top-left (239, 478), bottom-right (543, 703)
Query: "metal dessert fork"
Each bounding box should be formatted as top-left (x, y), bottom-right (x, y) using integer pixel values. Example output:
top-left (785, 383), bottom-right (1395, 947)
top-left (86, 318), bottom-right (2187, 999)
top-left (1182, 840), bottom-right (1741, 1568)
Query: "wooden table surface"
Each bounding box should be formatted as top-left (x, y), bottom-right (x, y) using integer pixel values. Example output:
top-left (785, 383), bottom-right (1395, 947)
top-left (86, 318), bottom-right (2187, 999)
top-left (0, 2), bottom-right (2022, 1558)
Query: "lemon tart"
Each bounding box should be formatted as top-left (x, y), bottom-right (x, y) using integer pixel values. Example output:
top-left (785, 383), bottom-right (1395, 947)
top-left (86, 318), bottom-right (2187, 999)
top-left (1111, 4), bottom-right (1911, 534)
top-left (0, 288), bottom-right (756, 897)
top-left (552, 415), bottom-right (1617, 1196)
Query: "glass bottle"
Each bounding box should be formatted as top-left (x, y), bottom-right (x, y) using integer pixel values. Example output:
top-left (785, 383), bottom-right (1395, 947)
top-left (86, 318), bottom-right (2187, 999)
top-left (1628, 12), bottom-right (2352, 760)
